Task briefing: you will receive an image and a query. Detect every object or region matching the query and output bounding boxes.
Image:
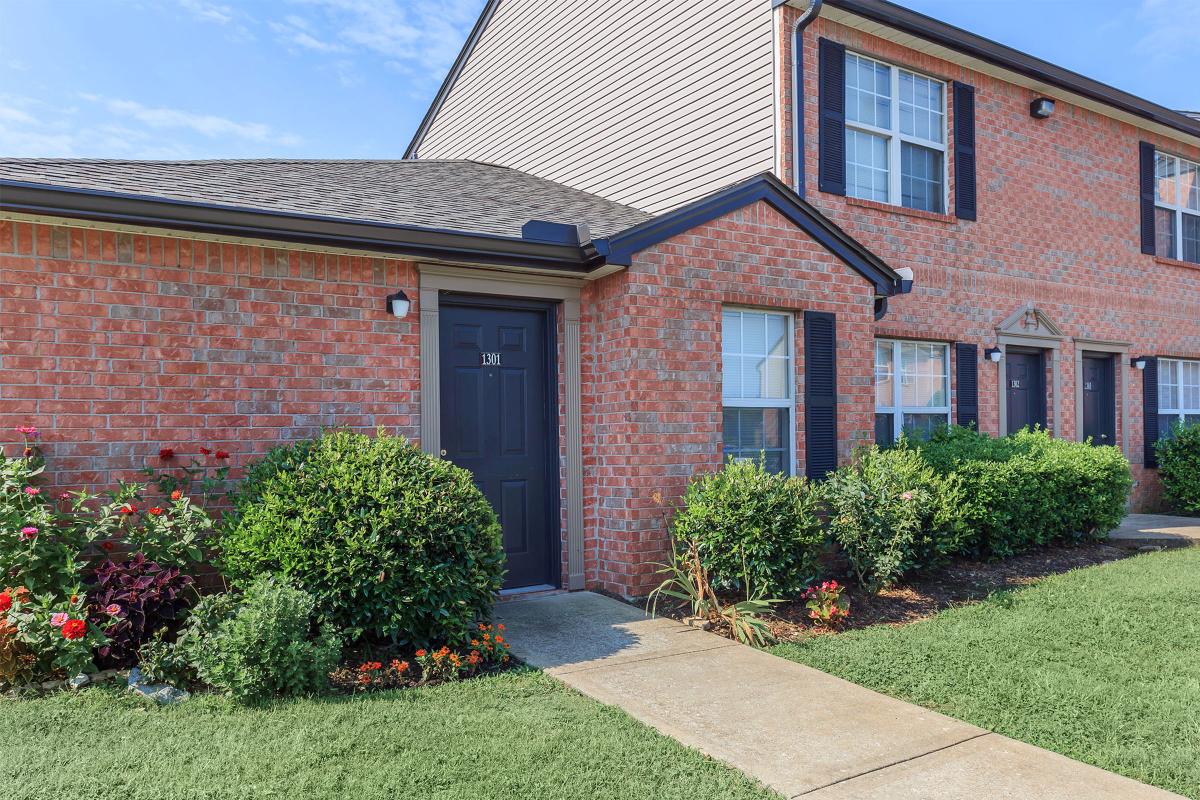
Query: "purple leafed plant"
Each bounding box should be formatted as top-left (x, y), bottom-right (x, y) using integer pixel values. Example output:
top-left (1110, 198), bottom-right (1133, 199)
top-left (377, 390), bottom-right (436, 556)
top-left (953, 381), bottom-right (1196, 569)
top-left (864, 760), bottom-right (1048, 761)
top-left (87, 553), bottom-right (194, 669)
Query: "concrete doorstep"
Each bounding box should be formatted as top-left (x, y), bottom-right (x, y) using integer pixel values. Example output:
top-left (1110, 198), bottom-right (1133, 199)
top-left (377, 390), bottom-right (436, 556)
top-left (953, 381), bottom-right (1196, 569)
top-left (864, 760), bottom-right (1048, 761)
top-left (1107, 514), bottom-right (1200, 550)
top-left (496, 592), bottom-right (1185, 800)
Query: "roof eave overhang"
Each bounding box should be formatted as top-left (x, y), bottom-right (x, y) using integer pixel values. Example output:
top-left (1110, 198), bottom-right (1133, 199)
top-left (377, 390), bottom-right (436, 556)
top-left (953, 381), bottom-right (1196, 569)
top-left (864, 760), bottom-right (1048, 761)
top-left (0, 181), bottom-right (603, 274)
top-left (813, 0), bottom-right (1200, 144)
top-left (596, 173), bottom-right (904, 297)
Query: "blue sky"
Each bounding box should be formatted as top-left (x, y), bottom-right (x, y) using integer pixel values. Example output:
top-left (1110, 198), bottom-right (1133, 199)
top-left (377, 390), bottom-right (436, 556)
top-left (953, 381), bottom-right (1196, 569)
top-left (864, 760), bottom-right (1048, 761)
top-left (0, 0), bottom-right (1195, 160)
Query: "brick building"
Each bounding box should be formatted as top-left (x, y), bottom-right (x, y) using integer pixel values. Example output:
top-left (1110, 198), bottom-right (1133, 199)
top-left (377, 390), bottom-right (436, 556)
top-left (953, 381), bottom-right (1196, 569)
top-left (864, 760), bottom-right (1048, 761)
top-left (2, 0), bottom-right (1198, 596)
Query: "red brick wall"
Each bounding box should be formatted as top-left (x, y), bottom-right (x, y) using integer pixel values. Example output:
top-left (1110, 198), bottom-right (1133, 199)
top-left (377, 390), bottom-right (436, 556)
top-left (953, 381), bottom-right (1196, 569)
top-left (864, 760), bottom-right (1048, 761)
top-left (0, 219), bottom-right (420, 490)
top-left (777, 12), bottom-right (1200, 508)
top-left (579, 200), bottom-right (878, 595)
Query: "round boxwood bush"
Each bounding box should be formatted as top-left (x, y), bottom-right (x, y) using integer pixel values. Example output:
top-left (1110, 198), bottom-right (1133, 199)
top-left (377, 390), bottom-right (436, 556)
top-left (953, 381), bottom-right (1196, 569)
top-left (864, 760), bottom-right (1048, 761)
top-left (1157, 421), bottom-right (1200, 513)
top-left (670, 458), bottom-right (824, 597)
top-left (219, 430), bottom-right (503, 647)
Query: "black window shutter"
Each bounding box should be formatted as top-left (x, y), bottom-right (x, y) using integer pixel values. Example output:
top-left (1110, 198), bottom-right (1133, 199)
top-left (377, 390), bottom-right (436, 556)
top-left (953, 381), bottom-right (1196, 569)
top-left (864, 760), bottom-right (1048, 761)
top-left (955, 343), bottom-right (978, 429)
top-left (1143, 357), bottom-right (1159, 468)
top-left (804, 311), bottom-right (838, 480)
top-left (952, 82), bottom-right (977, 220)
top-left (818, 38), bottom-right (846, 196)
top-left (1139, 141), bottom-right (1157, 255)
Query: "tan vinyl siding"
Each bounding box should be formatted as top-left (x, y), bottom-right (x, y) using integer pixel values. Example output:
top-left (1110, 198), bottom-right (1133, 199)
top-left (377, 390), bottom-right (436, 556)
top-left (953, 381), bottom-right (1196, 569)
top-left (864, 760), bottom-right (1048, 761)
top-left (415, 0), bottom-right (776, 214)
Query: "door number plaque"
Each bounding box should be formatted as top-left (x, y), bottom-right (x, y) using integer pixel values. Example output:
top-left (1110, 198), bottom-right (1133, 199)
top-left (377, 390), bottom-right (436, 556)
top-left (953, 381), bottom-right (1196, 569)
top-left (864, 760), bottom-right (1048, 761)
top-left (480, 352), bottom-right (502, 367)
top-left (1010, 379), bottom-right (1021, 389)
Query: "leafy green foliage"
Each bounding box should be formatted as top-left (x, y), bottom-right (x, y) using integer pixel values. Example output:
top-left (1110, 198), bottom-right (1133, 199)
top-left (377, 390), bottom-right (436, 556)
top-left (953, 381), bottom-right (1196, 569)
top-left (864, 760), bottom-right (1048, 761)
top-left (3, 587), bottom-right (104, 679)
top-left (669, 459), bottom-right (823, 596)
top-left (917, 427), bottom-right (1132, 558)
top-left (219, 430), bottom-right (504, 646)
top-left (1156, 420), bottom-right (1200, 513)
top-left (822, 444), bottom-right (969, 591)
top-left (169, 577), bottom-right (342, 703)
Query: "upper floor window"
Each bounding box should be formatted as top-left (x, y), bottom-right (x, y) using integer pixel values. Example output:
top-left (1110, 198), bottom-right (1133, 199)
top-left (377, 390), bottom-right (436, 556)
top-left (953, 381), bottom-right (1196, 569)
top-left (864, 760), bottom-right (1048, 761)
top-left (874, 339), bottom-right (950, 446)
top-left (1158, 357), bottom-right (1200, 438)
top-left (722, 309), bottom-right (794, 474)
top-left (844, 52), bottom-right (947, 214)
top-left (1154, 151), bottom-right (1200, 264)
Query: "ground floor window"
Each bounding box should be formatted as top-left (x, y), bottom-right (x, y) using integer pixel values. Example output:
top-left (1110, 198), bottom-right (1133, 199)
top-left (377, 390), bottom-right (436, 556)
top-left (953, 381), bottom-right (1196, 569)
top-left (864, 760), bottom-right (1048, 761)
top-left (1158, 357), bottom-right (1200, 438)
top-left (875, 339), bottom-right (950, 446)
top-left (722, 308), bottom-right (794, 473)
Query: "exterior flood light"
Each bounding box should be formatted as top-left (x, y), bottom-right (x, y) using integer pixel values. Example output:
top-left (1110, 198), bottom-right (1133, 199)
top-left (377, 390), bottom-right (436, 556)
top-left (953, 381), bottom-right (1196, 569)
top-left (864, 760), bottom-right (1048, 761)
top-left (385, 290), bottom-right (411, 319)
top-left (985, 347), bottom-right (1003, 363)
top-left (1131, 356), bottom-right (1148, 371)
top-left (1030, 97), bottom-right (1055, 119)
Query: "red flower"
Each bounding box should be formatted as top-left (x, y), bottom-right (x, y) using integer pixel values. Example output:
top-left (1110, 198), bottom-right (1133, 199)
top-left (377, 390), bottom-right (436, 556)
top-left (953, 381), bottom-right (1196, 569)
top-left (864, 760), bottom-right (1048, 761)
top-left (170, 489), bottom-right (183, 501)
top-left (100, 541), bottom-right (115, 552)
top-left (118, 503), bottom-right (136, 515)
top-left (149, 507), bottom-right (164, 516)
top-left (22, 448), bottom-right (32, 458)
top-left (0, 593), bottom-right (11, 613)
top-left (198, 447), bottom-right (212, 456)
top-left (214, 450), bottom-right (230, 460)
top-left (358, 661), bottom-right (382, 673)
top-left (159, 448), bottom-right (175, 461)
top-left (61, 619), bottom-right (86, 640)
top-left (414, 649), bottom-right (426, 658)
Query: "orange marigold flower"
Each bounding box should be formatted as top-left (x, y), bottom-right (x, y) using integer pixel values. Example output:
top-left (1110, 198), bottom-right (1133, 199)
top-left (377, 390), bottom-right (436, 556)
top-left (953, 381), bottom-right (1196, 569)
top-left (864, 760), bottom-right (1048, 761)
top-left (391, 659), bottom-right (409, 673)
top-left (415, 649), bottom-right (426, 658)
top-left (170, 489), bottom-right (183, 501)
top-left (497, 624), bottom-right (505, 631)
top-left (494, 635), bottom-right (504, 643)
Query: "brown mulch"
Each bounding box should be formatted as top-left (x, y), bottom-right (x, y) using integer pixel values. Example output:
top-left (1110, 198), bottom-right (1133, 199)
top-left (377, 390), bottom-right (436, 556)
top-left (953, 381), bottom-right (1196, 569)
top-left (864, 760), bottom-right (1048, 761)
top-left (639, 541), bottom-right (1133, 644)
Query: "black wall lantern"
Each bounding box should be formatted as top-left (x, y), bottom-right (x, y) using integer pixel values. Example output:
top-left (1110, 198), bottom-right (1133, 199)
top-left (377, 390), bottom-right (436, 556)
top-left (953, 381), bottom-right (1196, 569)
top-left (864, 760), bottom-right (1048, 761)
top-left (1029, 97), bottom-right (1055, 119)
top-left (984, 346), bottom-right (1003, 363)
top-left (385, 290), bottom-right (411, 319)
top-left (1130, 356), bottom-right (1149, 371)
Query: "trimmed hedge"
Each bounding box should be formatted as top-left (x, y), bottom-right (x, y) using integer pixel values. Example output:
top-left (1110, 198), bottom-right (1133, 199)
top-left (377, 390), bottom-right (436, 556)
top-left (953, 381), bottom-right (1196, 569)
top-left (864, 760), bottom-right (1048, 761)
top-left (822, 445), bottom-right (969, 591)
top-left (1156, 421), bottom-right (1200, 513)
top-left (917, 427), bottom-right (1131, 558)
top-left (219, 430), bottom-right (504, 647)
top-left (670, 459), bottom-right (824, 596)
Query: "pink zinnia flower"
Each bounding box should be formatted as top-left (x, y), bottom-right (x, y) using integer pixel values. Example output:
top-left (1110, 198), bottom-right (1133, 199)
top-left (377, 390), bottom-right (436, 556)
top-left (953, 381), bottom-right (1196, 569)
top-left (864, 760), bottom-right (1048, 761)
top-left (901, 491), bottom-right (914, 501)
top-left (14, 424), bottom-right (39, 438)
top-left (20, 526), bottom-right (38, 541)
top-left (24, 487), bottom-right (40, 496)
top-left (50, 612), bottom-right (69, 627)
top-left (105, 604), bottom-right (121, 616)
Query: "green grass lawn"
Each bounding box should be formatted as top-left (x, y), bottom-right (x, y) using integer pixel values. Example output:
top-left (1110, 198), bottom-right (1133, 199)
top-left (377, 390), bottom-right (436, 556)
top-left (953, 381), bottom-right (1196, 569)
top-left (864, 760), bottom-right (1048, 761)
top-left (0, 669), bottom-right (778, 800)
top-left (772, 548), bottom-right (1200, 798)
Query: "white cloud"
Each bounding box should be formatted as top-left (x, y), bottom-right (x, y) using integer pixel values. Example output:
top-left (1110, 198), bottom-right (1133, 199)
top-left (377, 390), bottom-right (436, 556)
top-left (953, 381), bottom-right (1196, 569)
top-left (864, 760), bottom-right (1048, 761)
top-left (82, 94), bottom-right (302, 146)
top-left (1136, 0), bottom-right (1200, 62)
top-left (178, 0), bottom-right (235, 25)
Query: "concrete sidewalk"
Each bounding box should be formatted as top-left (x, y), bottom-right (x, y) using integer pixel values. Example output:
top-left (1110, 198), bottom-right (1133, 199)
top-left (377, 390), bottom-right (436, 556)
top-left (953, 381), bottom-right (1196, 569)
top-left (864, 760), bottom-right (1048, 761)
top-left (1108, 513), bottom-right (1200, 549)
top-left (496, 591), bottom-right (1184, 800)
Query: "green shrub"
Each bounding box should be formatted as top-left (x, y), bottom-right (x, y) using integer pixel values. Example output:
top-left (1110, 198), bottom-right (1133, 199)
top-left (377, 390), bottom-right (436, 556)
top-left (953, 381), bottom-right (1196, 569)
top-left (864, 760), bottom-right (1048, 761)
top-left (822, 445), bottom-right (968, 591)
top-left (918, 427), bottom-right (1131, 558)
top-left (165, 577), bottom-right (341, 703)
top-left (219, 429), bottom-right (503, 646)
top-left (669, 459), bottom-right (824, 597)
top-left (1157, 421), bottom-right (1200, 513)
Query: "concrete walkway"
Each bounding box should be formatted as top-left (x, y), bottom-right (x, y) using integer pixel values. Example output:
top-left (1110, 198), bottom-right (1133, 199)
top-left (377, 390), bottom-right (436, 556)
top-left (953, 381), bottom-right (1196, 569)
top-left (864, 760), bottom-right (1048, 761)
top-left (1108, 513), bottom-right (1200, 549)
top-left (496, 591), bottom-right (1184, 800)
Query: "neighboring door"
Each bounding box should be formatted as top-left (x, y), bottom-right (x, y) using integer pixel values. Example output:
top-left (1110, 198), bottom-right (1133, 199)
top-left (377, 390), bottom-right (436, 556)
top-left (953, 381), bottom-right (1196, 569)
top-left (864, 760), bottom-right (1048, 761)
top-left (1081, 354), bottom-right (1116, 446)
top-left (439, 298), bottom-right (557, 589)
top-left (1006, 350), bottom-right (1047, 433)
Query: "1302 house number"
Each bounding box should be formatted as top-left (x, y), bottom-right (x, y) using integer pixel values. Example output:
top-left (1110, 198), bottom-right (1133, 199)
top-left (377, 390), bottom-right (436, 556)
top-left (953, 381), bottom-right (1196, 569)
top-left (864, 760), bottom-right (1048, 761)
top-left (480, 352), bottom-right (502, 366)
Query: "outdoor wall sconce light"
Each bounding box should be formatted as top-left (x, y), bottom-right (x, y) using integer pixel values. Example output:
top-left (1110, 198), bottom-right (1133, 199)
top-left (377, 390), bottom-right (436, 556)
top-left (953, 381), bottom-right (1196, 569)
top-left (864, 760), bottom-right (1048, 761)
top-left (985, 347), bottom-right (1003, 363)
top-left (1130, 356), bottom-right (1148, 371)
top-left (895, 266), bottom-right (914, 293)
top-left (385, 290), bottom-right (411, 319)
top-left (1029, 97), bottom-right (1055, 119)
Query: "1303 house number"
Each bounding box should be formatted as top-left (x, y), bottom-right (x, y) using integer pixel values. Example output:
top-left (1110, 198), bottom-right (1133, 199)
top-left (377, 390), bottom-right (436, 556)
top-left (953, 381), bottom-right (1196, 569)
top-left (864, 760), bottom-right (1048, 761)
top-left (480, 352), bottom-right (502, 367)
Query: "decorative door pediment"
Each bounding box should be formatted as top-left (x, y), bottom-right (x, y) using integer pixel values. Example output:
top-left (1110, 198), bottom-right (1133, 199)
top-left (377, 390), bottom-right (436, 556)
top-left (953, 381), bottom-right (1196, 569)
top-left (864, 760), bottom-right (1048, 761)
top-left (997, 302), bottom-right (1065, 340)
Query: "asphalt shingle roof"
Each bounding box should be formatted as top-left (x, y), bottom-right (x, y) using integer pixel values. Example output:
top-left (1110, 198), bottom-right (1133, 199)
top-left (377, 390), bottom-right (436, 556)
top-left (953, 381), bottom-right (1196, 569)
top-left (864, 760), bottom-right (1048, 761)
top-left (0, 159), bottom-right (652, 240)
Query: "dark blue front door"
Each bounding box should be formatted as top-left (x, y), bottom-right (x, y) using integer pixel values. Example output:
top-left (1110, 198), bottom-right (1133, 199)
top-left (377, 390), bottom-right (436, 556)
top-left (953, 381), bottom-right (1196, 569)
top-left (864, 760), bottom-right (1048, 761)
top-left (439, 298), bottom-right (557, 589)
top-left (1006, 350), bottom-right (1046, 433)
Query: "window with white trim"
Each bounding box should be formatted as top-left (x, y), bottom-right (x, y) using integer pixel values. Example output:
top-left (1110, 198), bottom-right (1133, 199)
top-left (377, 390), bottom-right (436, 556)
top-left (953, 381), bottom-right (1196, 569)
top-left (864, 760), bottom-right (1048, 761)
top-left (1158, 357), bottom-right (1200, 439)
top-left (722, 309), bottom-right (794, 474)
top-left (875, 340), bottom-right (950, 446)
top-left (1154, 151), bottom-right (1200, 265)
top-left (844, 52), bottom-right (947, 214)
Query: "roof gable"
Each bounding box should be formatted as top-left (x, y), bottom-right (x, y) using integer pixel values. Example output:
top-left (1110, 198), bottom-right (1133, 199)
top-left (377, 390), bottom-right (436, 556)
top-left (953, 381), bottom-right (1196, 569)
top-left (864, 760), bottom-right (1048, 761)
top-left (596, 173), bottom-right (902, 296)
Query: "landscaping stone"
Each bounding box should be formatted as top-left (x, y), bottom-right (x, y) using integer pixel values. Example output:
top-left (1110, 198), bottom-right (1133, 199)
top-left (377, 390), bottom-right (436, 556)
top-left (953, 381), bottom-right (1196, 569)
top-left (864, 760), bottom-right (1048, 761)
top-left (68, 674), bottom-right (90, 690)
top-left (127, 667), bottom-right (190, 705)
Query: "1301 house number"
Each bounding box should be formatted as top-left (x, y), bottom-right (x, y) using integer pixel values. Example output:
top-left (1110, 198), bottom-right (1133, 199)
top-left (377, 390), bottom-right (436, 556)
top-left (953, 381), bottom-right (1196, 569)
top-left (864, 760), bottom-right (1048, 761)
top-left (480, 352), bottom-right (502, 367)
